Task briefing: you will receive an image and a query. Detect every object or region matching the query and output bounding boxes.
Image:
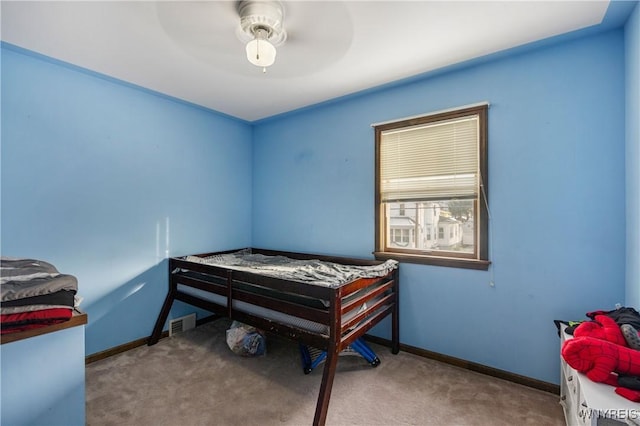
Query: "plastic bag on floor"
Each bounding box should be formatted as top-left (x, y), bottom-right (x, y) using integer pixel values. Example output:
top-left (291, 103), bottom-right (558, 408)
top-left (225, 321), bottom-right (266, 357)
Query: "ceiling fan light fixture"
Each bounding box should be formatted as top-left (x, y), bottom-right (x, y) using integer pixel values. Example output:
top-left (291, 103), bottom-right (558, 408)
top-left (236, 0), bottom-right (286, 72)
top-left (246, 27), bottom-right (276, 69)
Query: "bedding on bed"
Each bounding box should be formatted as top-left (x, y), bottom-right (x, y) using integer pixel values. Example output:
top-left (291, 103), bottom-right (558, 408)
top-left (183, 249), bottom-right (398, 288)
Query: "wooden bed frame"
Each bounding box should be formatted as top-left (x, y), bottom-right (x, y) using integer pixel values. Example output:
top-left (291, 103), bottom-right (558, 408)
top-left (148, 248), bottom-right (400, 426)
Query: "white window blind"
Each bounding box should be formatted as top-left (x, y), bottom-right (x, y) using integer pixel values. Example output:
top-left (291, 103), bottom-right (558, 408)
top-left (380, 115), bottom-right (479, 202)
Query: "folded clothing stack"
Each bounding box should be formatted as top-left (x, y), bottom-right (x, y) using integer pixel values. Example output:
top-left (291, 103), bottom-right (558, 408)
top-left (1, 258), bottom-right (78, 334)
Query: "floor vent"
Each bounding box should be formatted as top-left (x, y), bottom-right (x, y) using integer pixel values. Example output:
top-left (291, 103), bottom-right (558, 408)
top-left (169, 313), bottom-right (196, 336)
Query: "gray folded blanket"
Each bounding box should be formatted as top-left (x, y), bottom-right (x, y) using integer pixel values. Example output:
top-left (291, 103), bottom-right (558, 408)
top-left (1, 257), bottom-right (78, 302)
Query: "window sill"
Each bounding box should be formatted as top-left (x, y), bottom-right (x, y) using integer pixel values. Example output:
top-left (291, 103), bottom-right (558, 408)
top-left (373, 252), bottom-right (491, 270)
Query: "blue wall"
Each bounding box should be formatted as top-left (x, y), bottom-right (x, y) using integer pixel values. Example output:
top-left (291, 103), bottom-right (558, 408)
top-left (626, 3), bottom-right (640, 307)
top-left (252, 30), bottom-right (627, 384)
top-left (1, 45), bottom-right (253, 356)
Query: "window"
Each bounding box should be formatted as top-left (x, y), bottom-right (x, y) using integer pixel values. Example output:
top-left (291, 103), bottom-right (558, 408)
top-left (391, 229), bottom-right (411, 246)
top-left (374, 104), bottom-right (490, 270)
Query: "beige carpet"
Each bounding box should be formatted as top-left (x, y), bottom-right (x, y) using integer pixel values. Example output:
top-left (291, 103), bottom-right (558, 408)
top-left (86, 319), bottom-right (565, 426)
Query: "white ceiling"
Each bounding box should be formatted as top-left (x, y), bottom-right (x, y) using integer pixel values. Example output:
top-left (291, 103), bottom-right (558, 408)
top-left (1, 1), bottom-right (610, 122)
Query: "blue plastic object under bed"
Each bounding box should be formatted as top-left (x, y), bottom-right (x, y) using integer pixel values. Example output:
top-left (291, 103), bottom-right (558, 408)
top-left (298, 337), bottom-right (381, 374)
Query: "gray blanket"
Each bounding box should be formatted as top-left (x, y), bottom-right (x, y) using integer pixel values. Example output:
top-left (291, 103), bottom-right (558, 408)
top-left (1, 258), bottom-right (78, 302)
top-left (184, 250), bottom-right (398, 288)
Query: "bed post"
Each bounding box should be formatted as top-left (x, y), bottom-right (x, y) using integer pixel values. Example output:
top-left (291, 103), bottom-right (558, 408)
top-left (312, 289), bottom-right (341, 426)
top-left (226, 270), bottom-right (233, 319)
top-left (391, 268), bottom-right (400, 354)
top-left (147, 260), bottom-right (177, 346)
top-left (313, 345), bottom-right (339, 426)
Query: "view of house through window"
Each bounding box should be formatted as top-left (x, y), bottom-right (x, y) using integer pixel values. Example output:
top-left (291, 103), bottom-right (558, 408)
top-left (386, 199), bottom-right (474, 253)
top-left (374, 104), bottom-right (489, 270)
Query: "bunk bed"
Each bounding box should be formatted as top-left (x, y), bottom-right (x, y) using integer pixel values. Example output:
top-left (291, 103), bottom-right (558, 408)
top-left (148, 248), bottom-right (400, 426)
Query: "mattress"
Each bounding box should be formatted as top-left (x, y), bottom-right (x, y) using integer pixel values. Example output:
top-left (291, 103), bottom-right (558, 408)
top-left (176, 283), bottom-right (384, 336)
top-left (178, 284), bottom-right (329, 334)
